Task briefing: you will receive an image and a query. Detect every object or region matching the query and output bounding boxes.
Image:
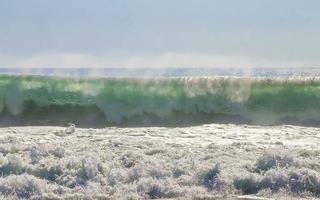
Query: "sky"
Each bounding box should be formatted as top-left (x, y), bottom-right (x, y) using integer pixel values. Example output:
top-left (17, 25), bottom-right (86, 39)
top-left (0, 0), bottom-right (319, 68)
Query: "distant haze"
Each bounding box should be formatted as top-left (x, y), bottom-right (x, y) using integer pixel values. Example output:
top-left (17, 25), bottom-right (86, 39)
top-left (1, 0), bottom-right (319, 68)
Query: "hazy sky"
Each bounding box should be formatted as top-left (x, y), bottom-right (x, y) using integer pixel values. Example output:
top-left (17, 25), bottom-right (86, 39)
top-left (0, 0), bottom-right (319, 68)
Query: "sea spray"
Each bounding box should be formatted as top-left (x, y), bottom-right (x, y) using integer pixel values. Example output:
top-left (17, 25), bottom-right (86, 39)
top-left (0, 75), bottom-right (319, 126)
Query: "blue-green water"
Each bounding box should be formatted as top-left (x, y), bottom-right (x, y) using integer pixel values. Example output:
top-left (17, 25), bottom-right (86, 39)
top-left (0, 74), bottom-right (319, 126)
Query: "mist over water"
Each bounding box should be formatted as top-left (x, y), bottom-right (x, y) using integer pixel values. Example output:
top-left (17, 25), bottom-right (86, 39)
top-left (0, 71), bottom-right (319, 127)
top-left (1, 67), bottom-right (320, 77)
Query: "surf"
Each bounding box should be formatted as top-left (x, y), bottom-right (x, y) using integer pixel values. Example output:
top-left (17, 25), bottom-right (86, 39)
top-left (0, 74), bottom-right (319, 127)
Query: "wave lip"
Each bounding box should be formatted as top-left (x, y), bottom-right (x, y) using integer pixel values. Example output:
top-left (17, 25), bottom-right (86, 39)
top-left (0, 75), bottom-right (319, 127)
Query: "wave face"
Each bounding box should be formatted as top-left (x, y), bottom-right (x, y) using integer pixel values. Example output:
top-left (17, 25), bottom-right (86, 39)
top-left (0, 75), bottom-right (319, 127)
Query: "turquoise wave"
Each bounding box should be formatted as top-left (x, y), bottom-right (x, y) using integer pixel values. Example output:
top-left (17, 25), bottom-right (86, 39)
top-left (0, 75), bottom-right (319, 126)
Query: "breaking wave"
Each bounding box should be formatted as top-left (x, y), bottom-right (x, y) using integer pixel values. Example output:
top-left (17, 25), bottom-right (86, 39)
top-left (0, 75), bottom-right (319, 127)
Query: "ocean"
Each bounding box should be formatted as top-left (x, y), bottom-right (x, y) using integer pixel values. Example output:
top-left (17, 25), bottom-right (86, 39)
top-left (0, 67), bottom-right (319, 127)
top-left (1, 68), bottom-right (320, 199)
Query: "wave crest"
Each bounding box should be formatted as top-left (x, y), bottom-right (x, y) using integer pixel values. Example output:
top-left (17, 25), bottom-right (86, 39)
top-left (0, 75), bottom-right (319, 127)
